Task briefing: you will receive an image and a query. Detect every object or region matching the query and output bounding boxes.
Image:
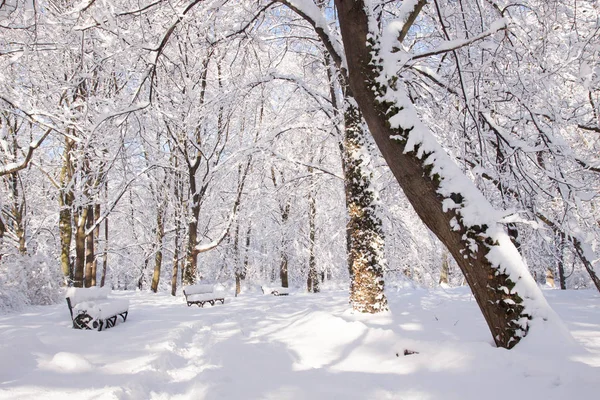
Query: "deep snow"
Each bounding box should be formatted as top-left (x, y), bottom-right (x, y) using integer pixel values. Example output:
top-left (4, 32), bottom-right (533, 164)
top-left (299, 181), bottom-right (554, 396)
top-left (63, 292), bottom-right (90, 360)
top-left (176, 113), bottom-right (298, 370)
top-left (0, 286), bottom-right (598, 399)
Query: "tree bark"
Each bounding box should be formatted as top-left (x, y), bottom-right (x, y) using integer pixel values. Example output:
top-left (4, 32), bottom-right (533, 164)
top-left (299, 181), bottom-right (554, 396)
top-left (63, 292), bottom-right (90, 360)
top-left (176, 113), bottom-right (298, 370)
top-left (556, 231), bottom-right (566, 290)
top-left (73, 207), bottom-right (88, 288)
top-left (307, 182), bottom-right (319, 293)
top-left (439, 251), bottom-right (450, 286)
top-left (322, 46), bottom-right (387, 311)
top-left (342, 99), bottom-right (387, 312)
top-left (58, 139), bottom-right (75, 285)
top-left (182, 179), bottom-right (200, 285)
top-left (84, 204), bottom-right (95, 287)
top-left (100, 212), bottom-right (108, 287)
top-left (151, 207), bottom-right (165, 293)
top-left (234, 221), bottom-right (241, 297)
top-left (272, 168), bottom-right (290, 288)
top-left (92, 203), bottom-right (101, 285)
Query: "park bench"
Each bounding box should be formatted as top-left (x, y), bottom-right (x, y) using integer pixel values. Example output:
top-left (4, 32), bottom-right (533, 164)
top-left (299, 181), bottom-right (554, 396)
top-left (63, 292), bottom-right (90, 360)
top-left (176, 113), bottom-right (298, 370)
top-left (183, 284), bottom-right (225, 307)
top-left (66, 287), bottom-right (129, 331)
top-left (261, 286), bottom-right (290, 296)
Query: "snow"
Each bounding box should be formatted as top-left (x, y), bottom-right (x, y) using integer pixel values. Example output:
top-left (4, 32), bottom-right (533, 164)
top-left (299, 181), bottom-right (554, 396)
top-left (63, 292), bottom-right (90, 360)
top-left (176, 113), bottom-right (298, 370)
top-left (66, 287), bottom-right (128, 321)
top-left (65, 286), bottom-right (111, 305)
top-left (261, 286), bottom-right (290, 295)
top-left (73, 299), bottom-right (129, 320)
top-left (185, 293), bottom-right (223, 303)
top-left (183, 284), bottom-right (217, 295)
top-left (1, 288), bottom-right (599, 399)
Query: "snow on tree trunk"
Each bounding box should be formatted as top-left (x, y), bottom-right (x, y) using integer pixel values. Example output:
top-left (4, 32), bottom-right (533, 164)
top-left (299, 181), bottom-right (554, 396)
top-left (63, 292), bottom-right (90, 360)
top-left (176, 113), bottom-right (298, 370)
top-left (334, 0), bottom-right (558, 348)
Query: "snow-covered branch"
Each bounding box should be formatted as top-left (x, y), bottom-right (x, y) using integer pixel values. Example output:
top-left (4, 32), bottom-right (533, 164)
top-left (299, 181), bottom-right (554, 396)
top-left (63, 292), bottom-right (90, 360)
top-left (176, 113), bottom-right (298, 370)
top-left (0, 128), bottom-right (51, 177)
top-left (411, 19), bottom-right (507, 61)
top-left (278, 0), bottom-right (346, 72)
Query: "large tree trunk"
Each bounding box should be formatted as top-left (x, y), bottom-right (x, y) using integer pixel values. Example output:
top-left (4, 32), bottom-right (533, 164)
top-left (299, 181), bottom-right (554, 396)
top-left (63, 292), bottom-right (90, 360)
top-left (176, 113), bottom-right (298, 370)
top-left (322, 45), bottom-right (387, 311)
top-left (334, 0), bottom-right (545, 348)
top-left (342, 98), bottom-right (387, 312)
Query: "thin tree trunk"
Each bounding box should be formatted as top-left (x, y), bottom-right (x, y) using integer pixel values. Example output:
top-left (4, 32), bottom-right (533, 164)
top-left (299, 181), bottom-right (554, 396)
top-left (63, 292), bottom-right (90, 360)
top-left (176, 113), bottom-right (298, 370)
top-left (307, 184), bottom-right (319, 293)
top-left (84, 204), bottom-right (95, 287)
top-left (280, 253), bottom-right (289, 288)
top-left (439, 251), bottom-right (450, 286)
top-left (138, 258), bottom-right (148, 291)
top-left (151, 207), bottom-right (165, 293)
top-left (9, 174), bottom-right (27, 255)
top-left (0, 216), bottom-right (5, 263)
top-left (73, 207), bottom-right (88, 288)
top-left (100, 213), bottom-right (108, 287)
top-left (556, 231), bottom-right (566, 290)
top-left (234, 221), bottom-right (241, 297)
top-left (59, 139), bottom-right (74, 285)
top-left (171, 249), bottom-right (179, 296)
top-left (271, 168), bottom-right (290, 288)
top-left (243, 225), bottom-right (251, 279)
top-left (183, 188), bottom-right (200, 285)
top-left (92, 203), bottom-right (101, 285)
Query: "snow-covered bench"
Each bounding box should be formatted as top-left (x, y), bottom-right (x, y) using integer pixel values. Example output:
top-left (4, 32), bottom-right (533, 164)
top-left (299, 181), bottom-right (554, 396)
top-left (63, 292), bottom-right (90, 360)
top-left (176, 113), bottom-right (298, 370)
top-left (261, 286), bottom-right (290, 296)
top-left (183, 284), bottom-right (225, 307)
top-left (65, 287), bottom-right (129, 331)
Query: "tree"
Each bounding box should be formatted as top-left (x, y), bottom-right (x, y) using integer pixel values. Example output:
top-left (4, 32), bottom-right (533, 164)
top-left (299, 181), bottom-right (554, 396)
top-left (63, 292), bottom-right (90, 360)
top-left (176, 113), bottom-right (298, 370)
top-left (331, 0), bottom-right (559, 348)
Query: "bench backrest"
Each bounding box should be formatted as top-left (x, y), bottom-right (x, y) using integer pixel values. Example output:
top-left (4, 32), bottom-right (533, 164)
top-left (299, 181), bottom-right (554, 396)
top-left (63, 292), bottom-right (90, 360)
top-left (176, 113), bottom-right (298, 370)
top-left (262, 286), bottom-right (289, 294)
top-left (65, 287), bottom-right (111, 306)
top-left (183, 284), bottom-right (214, 296)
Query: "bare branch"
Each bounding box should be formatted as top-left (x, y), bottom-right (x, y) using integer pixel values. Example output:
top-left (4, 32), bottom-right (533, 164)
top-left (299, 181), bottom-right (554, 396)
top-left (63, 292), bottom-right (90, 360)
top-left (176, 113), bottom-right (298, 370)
top-left (398, 0), bottom-right (428, 44)
top-left (411, 20), bottom-right (507, 61)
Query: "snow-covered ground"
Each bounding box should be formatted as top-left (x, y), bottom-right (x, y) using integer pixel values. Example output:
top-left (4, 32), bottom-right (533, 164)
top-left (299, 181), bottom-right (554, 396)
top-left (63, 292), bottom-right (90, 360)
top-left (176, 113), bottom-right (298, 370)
top-left (0, 286), bottom-right (598, 399)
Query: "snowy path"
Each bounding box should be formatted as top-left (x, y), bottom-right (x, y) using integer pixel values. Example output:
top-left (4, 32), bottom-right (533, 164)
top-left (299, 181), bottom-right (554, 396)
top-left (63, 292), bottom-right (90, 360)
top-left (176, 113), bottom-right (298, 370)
top-left (0, 288), bottom-right (599, 399)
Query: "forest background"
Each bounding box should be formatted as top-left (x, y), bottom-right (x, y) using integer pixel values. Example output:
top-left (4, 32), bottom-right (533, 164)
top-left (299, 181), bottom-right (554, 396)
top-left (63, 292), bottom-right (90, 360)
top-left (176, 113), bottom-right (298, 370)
top-left (1, 0), bottom-right (599, 341)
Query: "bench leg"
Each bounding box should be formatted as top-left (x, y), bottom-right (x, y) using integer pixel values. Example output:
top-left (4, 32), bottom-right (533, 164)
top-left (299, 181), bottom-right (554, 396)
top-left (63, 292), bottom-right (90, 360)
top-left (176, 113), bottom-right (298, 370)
top-left (73, 313), bottom-right (93, 330)
top-left (120, 311), bottom-right (128, 322)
